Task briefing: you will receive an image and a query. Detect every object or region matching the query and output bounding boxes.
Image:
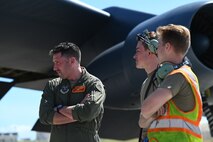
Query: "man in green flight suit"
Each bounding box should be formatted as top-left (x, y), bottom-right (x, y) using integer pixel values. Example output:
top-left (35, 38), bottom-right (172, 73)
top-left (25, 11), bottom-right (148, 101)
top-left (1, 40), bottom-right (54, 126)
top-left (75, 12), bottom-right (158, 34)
top-left (39, 42), bottom-right (106, 142)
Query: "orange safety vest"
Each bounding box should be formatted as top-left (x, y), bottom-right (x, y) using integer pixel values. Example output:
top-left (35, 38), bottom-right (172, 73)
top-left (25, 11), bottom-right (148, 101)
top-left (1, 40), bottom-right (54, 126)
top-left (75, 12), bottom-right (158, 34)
top-left (147, 65), bottom-right (203, 142)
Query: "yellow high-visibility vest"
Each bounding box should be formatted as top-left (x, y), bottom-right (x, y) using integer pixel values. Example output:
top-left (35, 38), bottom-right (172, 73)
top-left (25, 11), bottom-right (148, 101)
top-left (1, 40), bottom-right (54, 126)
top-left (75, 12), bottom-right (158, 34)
top-left (148, 65), bottom-right (203, 142)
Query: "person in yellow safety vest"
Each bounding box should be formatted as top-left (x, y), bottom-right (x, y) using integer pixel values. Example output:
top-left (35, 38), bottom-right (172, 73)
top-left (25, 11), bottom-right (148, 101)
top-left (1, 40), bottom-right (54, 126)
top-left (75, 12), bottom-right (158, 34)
top-left (139, 24), bottom-right (203, 142)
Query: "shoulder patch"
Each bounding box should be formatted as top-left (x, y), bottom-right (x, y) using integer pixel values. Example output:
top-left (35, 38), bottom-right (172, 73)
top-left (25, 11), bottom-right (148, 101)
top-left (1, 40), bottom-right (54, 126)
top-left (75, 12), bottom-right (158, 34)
top-left (60, 85), bottom-right (70, 94)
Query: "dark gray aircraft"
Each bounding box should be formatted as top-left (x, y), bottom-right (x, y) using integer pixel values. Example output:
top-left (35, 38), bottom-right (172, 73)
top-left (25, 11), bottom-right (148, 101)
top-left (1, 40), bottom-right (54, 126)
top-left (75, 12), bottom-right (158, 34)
top-left (1, 0), bottom-right (213, 140)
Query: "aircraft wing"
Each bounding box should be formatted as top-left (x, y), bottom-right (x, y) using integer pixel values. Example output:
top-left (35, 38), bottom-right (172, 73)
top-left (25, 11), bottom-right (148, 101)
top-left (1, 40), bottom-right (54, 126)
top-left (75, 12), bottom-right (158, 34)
top-left (1, 0), bottom-right (213, 140)
top-left (31, 0), bottom-right (213, 139)
top-left (0, 0), bottom-right (156, 140)
top-left (0, 0), bottom-right (109, 94)
top-left (0, 0), bottom-right (154, 96)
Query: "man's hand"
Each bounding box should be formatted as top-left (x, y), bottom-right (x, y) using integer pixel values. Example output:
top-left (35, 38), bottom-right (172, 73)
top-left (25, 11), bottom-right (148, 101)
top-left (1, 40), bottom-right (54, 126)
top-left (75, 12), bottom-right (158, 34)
top-left (156, 104), bottom-right (167, 117)
top-left (53, 105), bottom-right (63, 113)
top-left (139, 105), bottom-right (167, 128)
top-left (139, 112), bottom-right (156, 128)
top-left (80, 93), bottom-right (91, 103)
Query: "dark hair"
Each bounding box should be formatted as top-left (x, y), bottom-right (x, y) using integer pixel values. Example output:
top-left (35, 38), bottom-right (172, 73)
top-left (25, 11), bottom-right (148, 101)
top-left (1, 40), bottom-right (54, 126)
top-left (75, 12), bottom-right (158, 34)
top-left (136, 30), bottom-right (158, 50)
top-left (49, 42), bottom-right (81, 63)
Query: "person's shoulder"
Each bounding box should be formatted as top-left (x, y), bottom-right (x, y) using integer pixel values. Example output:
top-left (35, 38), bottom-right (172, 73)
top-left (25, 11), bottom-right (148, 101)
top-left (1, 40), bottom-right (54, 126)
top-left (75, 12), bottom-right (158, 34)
top-left (87, 73), bottom-right (103, 84)
top-left (85, 74), bottom-right (104, 91)
top-left (49, 77), bottom-right (62, 82)
top-left (47, 77), bottom-right (63, 87)
top-left (168, 72), bottom-right (186, 80)
top-left (165, 72), bottom-right (187, 85)
top-left (83, 68), bottom-right (102, 82)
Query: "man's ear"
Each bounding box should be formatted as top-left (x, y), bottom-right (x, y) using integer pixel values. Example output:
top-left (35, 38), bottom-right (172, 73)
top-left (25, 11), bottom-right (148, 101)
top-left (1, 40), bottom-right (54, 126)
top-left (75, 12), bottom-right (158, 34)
top-left (69, 57), bottom-right (76, 64)
top-left (165, 42), bottom-right (172, 52)
top-left (165, 42), bottom-right (169, 49)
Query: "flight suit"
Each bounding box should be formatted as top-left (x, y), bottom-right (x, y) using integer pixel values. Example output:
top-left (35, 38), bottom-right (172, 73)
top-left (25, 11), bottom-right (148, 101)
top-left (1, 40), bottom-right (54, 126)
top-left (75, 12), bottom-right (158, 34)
top-left (39, 68), bottom-right (106, 142)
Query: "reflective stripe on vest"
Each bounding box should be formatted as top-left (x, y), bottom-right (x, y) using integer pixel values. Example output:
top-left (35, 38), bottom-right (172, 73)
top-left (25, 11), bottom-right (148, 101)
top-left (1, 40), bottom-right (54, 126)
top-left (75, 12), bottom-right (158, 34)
top-left (149, 119), bottom-right (201, 135)
top-left (148, 65), bottom-right (203, 141)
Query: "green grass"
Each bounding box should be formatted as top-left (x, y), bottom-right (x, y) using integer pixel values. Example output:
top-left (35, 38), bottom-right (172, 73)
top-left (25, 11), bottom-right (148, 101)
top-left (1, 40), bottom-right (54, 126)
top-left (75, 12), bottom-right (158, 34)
top-left (18, 138), bottom-right (213, 142)
top-left (18, 138), bottom-right (138, 142)
top-left (101, 138), bottom-right (138, 142)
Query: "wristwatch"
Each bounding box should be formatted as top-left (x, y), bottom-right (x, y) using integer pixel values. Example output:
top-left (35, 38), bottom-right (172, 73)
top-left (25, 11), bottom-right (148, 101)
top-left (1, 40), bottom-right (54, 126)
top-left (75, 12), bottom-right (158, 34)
top-left (57, 105), bottom-right (63, 113)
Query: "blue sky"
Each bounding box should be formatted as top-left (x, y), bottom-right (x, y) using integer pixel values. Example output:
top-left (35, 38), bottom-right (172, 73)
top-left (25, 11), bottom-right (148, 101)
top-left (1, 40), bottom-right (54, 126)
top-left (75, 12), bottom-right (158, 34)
top-left (0, 0), bottom-right (209, 140)
top-left (79, 0), bottom-right (206, 14)
top-left (0, 86), bottom-right (41, 140)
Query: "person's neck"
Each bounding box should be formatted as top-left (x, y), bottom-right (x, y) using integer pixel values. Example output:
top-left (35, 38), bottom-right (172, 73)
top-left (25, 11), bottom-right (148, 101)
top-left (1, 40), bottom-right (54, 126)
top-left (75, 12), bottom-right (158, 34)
top-left (145, 63), bottom-right (158, 74)
top-left (69, 66), bottom-right (82, 82)
top-left (161, 53), bottom-right (184, 65)
top-left (166, 57), bottom-right (183, 65)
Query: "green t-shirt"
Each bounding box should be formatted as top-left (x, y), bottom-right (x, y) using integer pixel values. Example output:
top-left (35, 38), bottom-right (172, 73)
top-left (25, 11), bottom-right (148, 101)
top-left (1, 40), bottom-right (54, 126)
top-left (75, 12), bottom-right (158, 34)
top-left (140, 70), bottom-right (158, 140)
top-left (159, 73), bottom-right (195, 112)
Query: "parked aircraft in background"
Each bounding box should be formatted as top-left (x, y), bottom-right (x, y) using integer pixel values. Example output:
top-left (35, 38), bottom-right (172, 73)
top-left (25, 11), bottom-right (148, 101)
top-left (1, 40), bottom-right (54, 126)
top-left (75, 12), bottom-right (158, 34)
top-left (0, 0), bottom-right (213, 140)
